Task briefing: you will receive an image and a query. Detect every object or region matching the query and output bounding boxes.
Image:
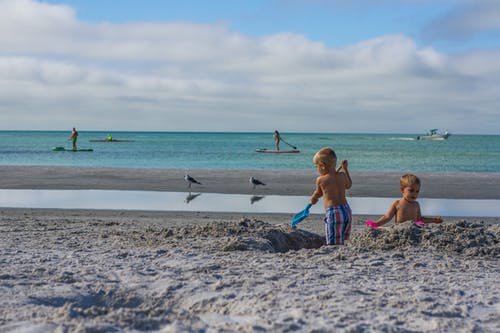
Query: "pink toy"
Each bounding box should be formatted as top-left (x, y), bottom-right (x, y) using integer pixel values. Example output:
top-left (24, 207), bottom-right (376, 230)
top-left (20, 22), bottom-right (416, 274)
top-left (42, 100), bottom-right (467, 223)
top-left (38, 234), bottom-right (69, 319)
top-left (414, 221), bottom-right (425, 228)
top-left (365, 220), bottom-right (379, 228)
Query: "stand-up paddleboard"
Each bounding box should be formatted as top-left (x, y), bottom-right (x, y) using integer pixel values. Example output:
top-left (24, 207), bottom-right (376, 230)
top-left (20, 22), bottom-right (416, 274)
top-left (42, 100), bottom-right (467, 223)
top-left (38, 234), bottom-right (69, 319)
top-left (255, 148), bottom-right (300, 153)
top-left (89, 139), bottom-right (135, 142)
top-left (52, 147), bottom-right (93, 152)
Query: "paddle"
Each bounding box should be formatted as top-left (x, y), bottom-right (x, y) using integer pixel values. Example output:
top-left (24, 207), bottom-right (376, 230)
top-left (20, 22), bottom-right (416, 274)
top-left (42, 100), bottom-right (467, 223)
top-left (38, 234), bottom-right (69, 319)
top-left (291, 203), bottom-right (312, 227)
top-left (280, 137), bottom-right (297, 150)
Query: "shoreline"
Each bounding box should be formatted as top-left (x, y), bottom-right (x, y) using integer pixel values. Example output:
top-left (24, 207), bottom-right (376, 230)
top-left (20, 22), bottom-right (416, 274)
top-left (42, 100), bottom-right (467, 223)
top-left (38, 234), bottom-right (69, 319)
top-left (1, 165), bottom-right (500, 199)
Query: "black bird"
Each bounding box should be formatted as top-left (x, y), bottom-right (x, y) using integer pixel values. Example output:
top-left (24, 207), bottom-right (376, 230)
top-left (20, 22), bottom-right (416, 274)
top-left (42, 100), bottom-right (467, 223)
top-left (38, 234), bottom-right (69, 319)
top-left (249, 176), bottom-right (266, 191)
top-left (184, 174), bottom-right (202, 188)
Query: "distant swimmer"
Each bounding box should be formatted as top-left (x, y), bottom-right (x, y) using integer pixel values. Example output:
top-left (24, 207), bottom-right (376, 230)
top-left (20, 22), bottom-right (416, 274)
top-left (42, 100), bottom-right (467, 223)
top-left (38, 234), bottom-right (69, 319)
top-left (70, 127), bottom-right (78, 151)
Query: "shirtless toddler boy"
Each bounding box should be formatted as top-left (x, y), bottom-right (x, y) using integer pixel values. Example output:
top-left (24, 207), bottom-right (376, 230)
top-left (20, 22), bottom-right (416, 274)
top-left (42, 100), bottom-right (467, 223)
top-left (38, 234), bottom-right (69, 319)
top-left (372, 174), bottom-right (443, 227)
top-left (310, 147), bottom-right (352, 245)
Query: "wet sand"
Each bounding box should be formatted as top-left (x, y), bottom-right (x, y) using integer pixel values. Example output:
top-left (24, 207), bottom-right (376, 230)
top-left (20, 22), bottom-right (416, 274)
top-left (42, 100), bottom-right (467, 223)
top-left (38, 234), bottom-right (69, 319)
top-left (2, 165), bottom-right (500, 198)
top-left (0, 166), bottom-right (499, 332)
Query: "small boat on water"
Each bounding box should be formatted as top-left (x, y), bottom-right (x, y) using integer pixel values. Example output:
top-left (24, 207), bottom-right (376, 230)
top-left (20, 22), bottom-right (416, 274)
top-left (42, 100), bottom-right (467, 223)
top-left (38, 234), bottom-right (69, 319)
top-left (416, 129), bottom-right (450, 141)
top-left (255, 149), bottom-right (300, 153)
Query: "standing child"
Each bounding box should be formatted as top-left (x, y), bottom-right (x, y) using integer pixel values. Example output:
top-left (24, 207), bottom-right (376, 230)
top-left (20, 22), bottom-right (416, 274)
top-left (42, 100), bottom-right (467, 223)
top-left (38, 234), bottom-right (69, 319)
top-left (370, 174), bottom-right (443, 227)
top-left (310, 147), bottom-right (352, 245)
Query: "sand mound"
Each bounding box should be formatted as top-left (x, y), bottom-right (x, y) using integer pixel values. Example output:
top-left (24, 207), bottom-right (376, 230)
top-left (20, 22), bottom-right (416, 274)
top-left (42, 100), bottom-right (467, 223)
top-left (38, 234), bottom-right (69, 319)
top-left (175, 218), bottom-right (325, 253)
top-left (349, 221), bottom-right (499, 258)
top-left (109, 218), bottom-right (498, 258)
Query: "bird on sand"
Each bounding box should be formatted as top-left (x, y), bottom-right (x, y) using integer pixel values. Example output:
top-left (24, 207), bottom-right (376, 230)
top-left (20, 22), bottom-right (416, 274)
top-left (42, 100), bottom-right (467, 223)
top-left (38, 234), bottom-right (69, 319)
top-left (249, 176), bottom-right (266, 191)
top-left (184, 174), bottom-right (202, 188)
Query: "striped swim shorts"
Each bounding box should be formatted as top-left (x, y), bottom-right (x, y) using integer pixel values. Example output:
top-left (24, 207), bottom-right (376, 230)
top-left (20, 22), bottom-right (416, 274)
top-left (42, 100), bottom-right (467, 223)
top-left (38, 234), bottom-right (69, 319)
top-left (324, 204), bottom-right (352, 245)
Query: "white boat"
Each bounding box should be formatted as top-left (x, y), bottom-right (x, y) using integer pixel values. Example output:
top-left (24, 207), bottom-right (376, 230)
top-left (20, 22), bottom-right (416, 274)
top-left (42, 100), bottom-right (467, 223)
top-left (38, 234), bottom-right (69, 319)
top-left (417, 129), bottom-right (450, 140)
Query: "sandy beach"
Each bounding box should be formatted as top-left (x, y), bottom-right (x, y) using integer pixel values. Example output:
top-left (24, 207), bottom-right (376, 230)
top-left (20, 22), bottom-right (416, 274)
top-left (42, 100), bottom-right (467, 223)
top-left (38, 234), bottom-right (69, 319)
top-left (0, 166), bottom-right (499, 332)
top-left (2, 165), bottom-right (500, 198)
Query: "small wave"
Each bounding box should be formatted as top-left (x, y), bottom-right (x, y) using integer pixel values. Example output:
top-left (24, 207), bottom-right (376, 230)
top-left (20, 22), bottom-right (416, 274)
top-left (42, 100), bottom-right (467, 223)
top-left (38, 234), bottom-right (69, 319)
top-left (388, 137), bottom-right (415, 141)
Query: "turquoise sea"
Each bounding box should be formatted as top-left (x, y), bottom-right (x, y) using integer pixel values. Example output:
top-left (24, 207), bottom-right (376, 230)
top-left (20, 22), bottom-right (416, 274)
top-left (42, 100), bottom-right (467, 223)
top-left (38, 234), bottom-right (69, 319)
top-left (1, 131), bottom-right (499, 173)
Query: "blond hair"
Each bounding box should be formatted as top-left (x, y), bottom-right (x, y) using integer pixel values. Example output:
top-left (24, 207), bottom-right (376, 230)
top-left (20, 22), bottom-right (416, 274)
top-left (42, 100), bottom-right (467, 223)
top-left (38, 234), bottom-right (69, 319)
top-left (400, 174), bottom-right (421, 189)
top-left (313, 147), bottom-right (337, 166)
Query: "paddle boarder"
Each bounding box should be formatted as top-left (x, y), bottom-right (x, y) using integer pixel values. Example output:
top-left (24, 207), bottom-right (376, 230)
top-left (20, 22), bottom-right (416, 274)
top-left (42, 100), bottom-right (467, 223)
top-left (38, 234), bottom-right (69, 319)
top-left (70, 127), bottom-right (78, 151)
top-left (274, 130), bottom-right (281, 150)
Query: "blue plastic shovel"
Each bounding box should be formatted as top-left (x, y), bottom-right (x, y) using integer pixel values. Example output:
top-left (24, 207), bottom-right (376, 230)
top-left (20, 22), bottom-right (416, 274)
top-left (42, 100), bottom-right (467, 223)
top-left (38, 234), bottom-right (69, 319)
top-left (291, 203), bottom-right (312, 227)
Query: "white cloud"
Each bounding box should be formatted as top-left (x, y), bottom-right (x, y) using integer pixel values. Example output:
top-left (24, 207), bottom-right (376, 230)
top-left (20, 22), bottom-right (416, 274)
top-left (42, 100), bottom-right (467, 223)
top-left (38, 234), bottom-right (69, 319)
top-left (0, 0), bottom-right (498, 133)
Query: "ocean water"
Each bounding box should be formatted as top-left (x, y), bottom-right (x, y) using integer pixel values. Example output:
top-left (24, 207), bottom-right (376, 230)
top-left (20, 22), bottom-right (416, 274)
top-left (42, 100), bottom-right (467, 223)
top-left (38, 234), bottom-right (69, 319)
top-left (0, 131), bottom-right (499, 172)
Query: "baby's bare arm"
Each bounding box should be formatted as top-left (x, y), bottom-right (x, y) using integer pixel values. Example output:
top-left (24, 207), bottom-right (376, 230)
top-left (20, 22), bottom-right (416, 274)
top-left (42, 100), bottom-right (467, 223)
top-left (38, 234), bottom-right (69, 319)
top-left (375, 201), bottom-right (397, 226)
top-left (415, 203), bottom-right (442, 223)
top-left (421, 216), bottom-right (444, 224)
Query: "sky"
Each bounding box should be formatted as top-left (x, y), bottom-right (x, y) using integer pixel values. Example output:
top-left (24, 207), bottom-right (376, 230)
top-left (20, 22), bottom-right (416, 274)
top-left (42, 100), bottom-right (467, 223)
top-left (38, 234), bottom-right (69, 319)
top-left (0, 0), bottom-right (499, 134)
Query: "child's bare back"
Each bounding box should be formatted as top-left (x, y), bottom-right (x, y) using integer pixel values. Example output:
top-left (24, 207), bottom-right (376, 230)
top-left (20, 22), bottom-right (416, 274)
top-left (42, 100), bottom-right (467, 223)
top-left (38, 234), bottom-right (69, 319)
top-left (314, 170), bottom-right (349, 208)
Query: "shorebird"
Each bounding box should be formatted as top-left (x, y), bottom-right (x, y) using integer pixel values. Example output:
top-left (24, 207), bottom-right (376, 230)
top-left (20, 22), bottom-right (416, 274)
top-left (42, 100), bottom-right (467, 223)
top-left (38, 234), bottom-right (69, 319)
top-left (184, 174), bottom-right (202, 188)
top-left (249, 176), bottom-right (266, 191)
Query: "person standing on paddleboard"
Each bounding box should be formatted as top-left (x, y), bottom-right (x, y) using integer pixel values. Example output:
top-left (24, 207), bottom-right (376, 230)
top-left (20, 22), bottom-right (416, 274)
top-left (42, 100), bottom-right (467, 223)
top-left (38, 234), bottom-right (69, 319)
top-left (274, 130), bottom-right (281, 150)
top-left (71, 127), bottom-right (78, 151)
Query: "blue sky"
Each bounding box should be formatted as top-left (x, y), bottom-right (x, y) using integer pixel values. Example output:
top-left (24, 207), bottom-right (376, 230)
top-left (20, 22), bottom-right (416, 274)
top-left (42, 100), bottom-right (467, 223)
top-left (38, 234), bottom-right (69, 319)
top-left (1, 0), bottom-right (499, 133)
top-left (48, 0), bottom-right (496, 52)
top-left (43, 0), bottom-right (484, 52)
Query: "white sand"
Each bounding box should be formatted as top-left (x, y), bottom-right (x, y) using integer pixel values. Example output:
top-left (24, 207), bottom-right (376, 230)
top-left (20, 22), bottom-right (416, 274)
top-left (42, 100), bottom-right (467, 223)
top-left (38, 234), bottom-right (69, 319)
top-left (0, 208), bottom-right (498, 332)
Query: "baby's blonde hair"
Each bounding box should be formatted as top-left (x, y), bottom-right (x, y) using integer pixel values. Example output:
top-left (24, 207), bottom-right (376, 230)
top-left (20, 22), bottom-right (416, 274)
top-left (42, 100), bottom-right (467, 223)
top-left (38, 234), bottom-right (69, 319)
top-left (313, 147), bottom-right (337, 166)
top-left (400, 174), bottom-right (421, 189)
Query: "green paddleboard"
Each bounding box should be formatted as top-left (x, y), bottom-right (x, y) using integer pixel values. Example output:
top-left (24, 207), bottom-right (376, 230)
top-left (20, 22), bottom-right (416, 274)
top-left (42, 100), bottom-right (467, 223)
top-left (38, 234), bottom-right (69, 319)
top-left (52, 147), bottom-right (93, 152)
